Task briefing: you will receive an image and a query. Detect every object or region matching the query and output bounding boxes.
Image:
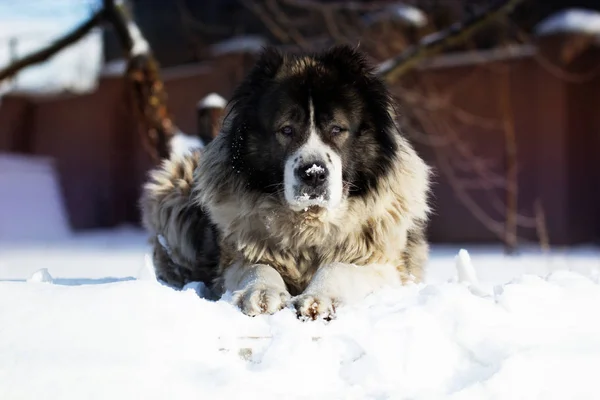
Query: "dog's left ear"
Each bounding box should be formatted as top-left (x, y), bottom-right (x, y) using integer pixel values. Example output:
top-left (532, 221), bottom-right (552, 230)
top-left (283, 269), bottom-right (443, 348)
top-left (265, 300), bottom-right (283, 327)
top-left (321, 45), bottom-right (396, 135)
top-left (319, 45), bottom-right (374, 79)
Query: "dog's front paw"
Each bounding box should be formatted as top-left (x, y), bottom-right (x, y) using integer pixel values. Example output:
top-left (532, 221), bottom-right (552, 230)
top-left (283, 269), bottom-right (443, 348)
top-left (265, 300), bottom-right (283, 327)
top-left (292, 294), bottom-right (337, 321)
top-left (232, 285), bottom-right (290, 316)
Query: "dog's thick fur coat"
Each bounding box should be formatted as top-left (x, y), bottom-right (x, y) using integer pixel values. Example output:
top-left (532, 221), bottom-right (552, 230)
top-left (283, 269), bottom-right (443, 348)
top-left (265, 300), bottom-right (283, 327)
top-left (140, 46), bottom-right (431, 319)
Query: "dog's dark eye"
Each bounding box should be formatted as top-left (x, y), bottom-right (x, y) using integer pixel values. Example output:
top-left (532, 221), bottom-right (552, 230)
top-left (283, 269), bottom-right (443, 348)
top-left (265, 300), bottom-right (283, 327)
top-left (331, 126), bottom-right (344, 135)
top-left (280, 126), bottom-right (293, 136)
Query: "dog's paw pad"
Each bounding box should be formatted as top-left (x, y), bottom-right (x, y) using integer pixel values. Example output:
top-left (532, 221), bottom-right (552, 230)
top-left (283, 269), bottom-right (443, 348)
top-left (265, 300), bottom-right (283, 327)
top-left (292, 294), bottom-right (337, 321)
top-left (232, 285), bottom-right (290, 316)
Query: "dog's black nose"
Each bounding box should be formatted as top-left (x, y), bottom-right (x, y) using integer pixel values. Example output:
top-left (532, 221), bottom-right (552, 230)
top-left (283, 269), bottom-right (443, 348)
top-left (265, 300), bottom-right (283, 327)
top-left (296, 162), bottom-right (329, 187)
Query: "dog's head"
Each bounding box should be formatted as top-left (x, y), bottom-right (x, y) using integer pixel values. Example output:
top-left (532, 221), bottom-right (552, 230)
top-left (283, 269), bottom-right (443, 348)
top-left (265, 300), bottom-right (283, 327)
top-left (224, 45), bottom-right (398, 213)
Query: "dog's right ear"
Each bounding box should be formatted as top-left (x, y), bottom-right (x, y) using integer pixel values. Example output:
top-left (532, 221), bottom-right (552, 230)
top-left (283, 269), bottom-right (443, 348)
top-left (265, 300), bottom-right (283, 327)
top-left (252, 47), bottom-right (284, 81)
top-left (320, 45), bottom-right (373, 79)
top-left (229, 47), bottom-right (283, 109)
top-left (240, 47), bottom-right (284, 91)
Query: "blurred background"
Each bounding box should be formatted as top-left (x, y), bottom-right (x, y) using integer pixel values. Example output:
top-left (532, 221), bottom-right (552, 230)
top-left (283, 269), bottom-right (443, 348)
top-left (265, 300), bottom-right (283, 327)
top-left (1, 0), bottom-right (600, 257)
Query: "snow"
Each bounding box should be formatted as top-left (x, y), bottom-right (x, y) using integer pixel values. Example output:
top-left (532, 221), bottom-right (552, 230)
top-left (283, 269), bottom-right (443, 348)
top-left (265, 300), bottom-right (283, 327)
top-left (305, 163), bottom-right (325, 174)
top-left (210, 35), bottom-right (268, 56)
top-left (390, 4), bottom-right (427, 27)
top-left (198, 92), bottom-right (227, 109)
top-left (111, 0), bottom-right (149, 57)
top-left (535, 8), bottom-right (600, 38)
top-left (456, 248), bottom-right (478, 284)
top-left (364, 4), bottom-right (427, 28)
top-left (296, 193), bottom-right (327, 209)
top-left (126, 21), bottom-right (150, 56)
top-left (156, 234), bottom-right (172, 256)
top-left (100, 58), bottom-right (127, 76)
top-left (0, 153), bottom-right (71, 242)
top-left (1, 229), bottom-right (600, 399)
top-left (27, 268), bottom-right (53, 283)
top-left (169, 131), bottom-right (204, 157)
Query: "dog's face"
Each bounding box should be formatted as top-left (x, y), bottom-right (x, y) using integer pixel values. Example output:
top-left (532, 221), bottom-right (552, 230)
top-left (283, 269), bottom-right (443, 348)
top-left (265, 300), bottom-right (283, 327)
top-left (280, 101), bottom-right (344, 211)
top-left (226, 46), bottom-right (398, 213)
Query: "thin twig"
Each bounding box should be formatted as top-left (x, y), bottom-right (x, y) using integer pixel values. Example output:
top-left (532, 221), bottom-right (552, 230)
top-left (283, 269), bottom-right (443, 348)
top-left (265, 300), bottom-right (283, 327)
top-left (0, 9), bottom-right (105, 82)
top-left (534, 199), bottom-right (550, 251)
top-left (377, 0), bottom-right (524, 82)
top-left (265, 0), bottom-right (311, 49)
top-left (281, 0), bottom-right (403, 12)
top-left (240, 0), bottom-right (291, 44)
top-left (498, 65), bottom-right (518, 254)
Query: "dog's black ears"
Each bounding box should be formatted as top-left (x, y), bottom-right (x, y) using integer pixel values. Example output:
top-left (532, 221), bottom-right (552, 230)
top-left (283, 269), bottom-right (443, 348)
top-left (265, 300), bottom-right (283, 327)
top-left (319, 45), bottom-right (374, 78)
top-left (251, 47), bottom-right (285, 81)
top-left (229, 47), bottom-right (283, 108)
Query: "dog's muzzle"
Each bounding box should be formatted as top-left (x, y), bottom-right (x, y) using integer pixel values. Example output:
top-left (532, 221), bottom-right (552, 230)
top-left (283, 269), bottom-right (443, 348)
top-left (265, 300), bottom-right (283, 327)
top-left (295, 162), bottom-right (329, 199)
top-left (283, 134), bottom-right (343, 211)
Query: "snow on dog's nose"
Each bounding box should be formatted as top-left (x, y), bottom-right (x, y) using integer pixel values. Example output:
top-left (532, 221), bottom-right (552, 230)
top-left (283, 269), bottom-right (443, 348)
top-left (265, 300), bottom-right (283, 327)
top-left (296, 162), bottom-right (329, 189)
top-left (283, 133), bottom-right (343, 212)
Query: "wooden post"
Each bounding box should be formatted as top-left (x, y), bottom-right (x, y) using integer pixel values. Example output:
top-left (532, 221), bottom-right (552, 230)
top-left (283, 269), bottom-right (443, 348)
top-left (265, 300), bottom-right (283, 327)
top-left (196, 93), bottom-right (226, 145)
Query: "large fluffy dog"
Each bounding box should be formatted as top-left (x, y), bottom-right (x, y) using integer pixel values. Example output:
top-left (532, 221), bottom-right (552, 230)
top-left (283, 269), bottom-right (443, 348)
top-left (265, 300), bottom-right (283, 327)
top-left (141, 45), bottom-right (431, 320)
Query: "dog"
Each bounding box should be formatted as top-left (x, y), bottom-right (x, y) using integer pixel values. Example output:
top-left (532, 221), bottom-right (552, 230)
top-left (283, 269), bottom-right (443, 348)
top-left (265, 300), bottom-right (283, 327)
top-left (140, 45), bottom-right (431, 320)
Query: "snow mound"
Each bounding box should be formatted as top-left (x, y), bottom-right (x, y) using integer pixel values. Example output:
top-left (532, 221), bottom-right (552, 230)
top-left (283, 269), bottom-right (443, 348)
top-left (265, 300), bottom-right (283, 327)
top-left (26, 268), bottom-right (53, 283)
top-left (0, 153), bottom-right (71, 242)
top-left (2, 250), bottom-right (600, 398)
top-left (456, 248), bottom-right (478, 284)
top-left (137, 254), bottom-right (157, 281)
top-left (535, 8), bottom-right (600, 38)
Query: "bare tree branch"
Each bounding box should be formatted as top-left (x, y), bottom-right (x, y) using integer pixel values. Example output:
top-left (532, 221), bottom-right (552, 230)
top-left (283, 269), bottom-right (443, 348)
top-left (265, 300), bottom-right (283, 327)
top-left (281, 0), bottom-right (403, 12)
top-left (0, 9), bottom-right (105, 83)
top-left (103, 0), bottom-right (180, 161)
top-left (498, 66), bottom-right (518, 253)
top-left (175, 0), bottom-right (232, 36)
top-left (406, 74), bottom-right (546, 246)
top-left (0, 0), bottom-right (185, 161)
top-left (240, 0), bottom-right (292, 44)
top-left (534, 199), bottom-right (550, 251)
top-left (265, 0), bottom-right (311, 49)
top-left (104, 0), bottom-right (134, 54)
top-left (377, 0), bottom-right (525, 83)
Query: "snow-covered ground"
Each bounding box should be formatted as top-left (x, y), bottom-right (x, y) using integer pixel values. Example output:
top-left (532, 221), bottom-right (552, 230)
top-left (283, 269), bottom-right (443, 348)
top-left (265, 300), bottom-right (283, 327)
top-left (1, 228), bottom-right (600, 399)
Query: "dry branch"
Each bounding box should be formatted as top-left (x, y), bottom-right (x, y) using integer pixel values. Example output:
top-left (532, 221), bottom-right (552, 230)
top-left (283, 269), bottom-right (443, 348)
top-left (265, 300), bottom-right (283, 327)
top-left (281, 0), bottom-right (403, 12)
top-left (0, 0), bottom-right (179, 162)
top-left (103, 0), bottom-right (179, 161)
top-left (0, 9), bottom-right (105, 82)
top-left (377, 0), bottom-right (525, 82)
top-left (104, 0), bottom-right (134, 51)
top-left (265, 0), bottom-right (311, 49)
top-left (407, 75), bottom-right (549, 248)
top-left (240, 0), bottom-right (293, 44)
top-left (498, 66), bottom-right (518, 253)
top-left (534, 199), bottom-right (550, 251)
